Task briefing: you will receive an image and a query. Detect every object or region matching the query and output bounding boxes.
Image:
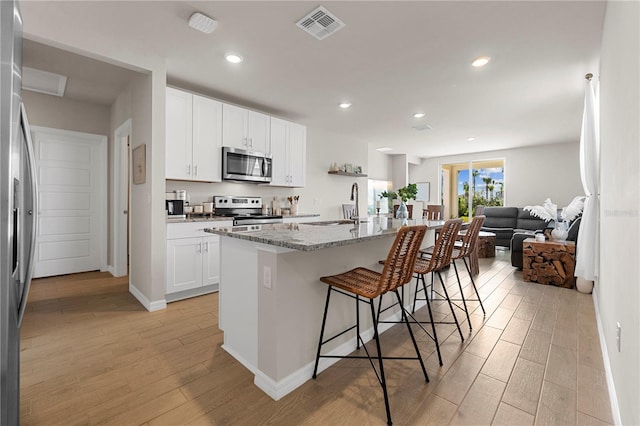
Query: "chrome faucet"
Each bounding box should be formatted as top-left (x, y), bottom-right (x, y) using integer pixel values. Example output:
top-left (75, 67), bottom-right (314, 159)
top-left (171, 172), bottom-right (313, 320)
top-left (350, 182), bottom-right (359, 223)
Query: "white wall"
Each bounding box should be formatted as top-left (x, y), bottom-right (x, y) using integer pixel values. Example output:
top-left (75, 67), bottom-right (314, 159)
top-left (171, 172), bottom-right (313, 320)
top-left (408, 142), bottom-right (584, 210)
top-left (597, 2), bottom-right (640, 424)
top-left (367, 148), bottom-right (392, 182)
top-left (167, 126), bottom-right (371, 221)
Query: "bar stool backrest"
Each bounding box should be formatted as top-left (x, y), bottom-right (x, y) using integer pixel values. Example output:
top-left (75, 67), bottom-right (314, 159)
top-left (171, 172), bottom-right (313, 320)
top-left (379, 225), bottom-right (427, 295)
top-left (456, 215), bottom-right (485, 258)
top-left (427, 219), bottom-right (462, 272)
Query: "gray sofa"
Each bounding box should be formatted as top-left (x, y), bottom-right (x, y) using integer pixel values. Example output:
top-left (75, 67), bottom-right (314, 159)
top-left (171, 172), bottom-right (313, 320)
top-left (481, 207), bottom-right (550, 247)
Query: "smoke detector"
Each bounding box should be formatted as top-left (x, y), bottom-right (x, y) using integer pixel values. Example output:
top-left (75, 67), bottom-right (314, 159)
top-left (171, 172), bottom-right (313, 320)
top-left (188, 12), bottom-right (217, 34)
top-left (296, 6), bottom-right (345, 40)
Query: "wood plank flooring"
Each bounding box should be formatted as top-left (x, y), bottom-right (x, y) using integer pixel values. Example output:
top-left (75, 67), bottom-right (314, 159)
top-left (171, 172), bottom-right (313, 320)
top-left (20, 251), bottom-right (613, 425)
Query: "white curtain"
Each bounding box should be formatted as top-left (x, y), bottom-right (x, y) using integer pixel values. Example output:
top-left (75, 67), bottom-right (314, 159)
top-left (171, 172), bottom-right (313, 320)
top-left (575, 77), bottom-right (599, 281)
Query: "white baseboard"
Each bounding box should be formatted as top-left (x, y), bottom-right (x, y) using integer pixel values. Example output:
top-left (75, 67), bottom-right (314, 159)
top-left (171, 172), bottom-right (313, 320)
top-left (245, 300), bottom-right (417, 401)
top-left (106, 265), bottom-right (115, 276)
top-left (129, 283), bottom-right (167, 312)
top-left (592, 290), bottom-right (622, 425)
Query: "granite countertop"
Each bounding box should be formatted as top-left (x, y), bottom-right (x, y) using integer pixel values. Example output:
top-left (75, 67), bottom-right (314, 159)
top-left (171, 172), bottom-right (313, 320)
top-left (205, 217), bottom-right (444, 251)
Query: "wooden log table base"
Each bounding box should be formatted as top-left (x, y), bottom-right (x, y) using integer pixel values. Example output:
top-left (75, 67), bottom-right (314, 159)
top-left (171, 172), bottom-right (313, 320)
top-left (522, 238), bottom-right (576, 288)
top-left (477, 231), bottom-right (496, 258)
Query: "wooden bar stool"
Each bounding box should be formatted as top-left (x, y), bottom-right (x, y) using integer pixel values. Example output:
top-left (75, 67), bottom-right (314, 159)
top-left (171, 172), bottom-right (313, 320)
top-left (312, 225), bottom-right (428, 426)
top-left (448, 215), bottom-right (487, 329)
top-left (411, 219), bottom-right (463, 366)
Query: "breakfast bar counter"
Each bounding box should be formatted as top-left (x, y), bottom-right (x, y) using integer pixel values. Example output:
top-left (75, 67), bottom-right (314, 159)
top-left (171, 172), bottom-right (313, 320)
top-left (205, 218), bottom-right (440, 400)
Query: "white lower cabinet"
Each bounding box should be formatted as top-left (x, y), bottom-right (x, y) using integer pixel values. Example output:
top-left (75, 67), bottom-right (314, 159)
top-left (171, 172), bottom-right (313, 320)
top-left (166, 221), bottom-right (231, 300)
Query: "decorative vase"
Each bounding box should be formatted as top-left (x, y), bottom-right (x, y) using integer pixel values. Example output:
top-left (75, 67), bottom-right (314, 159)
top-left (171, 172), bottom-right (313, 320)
top-left (396, 201), bottom-right (409, 220)
top-left (551, 220), bottom-right (569, 241)
top-left (576, 277), bottom-right (594, 294)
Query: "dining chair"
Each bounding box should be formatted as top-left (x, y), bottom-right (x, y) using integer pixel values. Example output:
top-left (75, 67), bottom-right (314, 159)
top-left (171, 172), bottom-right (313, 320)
top-left (342, 204), bottom-right (355, 219)
top-left (423, 204), bottom-right (444, 220)
top-left (312, 225), bottom-right (428, 426)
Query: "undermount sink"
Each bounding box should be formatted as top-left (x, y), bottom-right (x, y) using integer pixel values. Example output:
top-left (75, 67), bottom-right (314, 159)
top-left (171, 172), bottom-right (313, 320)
top-left (306, 220), bottom-right (355, 226)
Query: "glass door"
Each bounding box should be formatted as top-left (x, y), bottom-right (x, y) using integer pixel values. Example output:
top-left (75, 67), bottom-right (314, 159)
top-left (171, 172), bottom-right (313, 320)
top-left (440, 159), bottom-right (504, 221)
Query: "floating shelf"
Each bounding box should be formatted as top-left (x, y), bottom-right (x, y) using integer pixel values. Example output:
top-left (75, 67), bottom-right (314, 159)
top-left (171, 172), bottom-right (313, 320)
top-left (328, 171), bottom-right (368, 177)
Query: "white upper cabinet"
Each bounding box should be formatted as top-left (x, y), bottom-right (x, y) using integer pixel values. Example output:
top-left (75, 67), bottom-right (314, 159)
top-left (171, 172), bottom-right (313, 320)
top-left (222, 103), bottom-right (271, 153)
top-left (270, 117), bottom-right (306, 187)
top-left (166, 87), bottom-right (222, 182)
top-left (166, 87), bottom-right (193, 180)
top-left (192, 94), bottom-right (222, 182)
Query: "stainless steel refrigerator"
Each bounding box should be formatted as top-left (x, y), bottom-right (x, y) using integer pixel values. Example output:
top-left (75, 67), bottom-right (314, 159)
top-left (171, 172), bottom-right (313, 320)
top-left (1, 0), bottom-right (38, 424)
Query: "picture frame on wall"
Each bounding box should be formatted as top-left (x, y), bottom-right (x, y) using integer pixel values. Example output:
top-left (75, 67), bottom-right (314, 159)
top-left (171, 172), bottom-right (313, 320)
top-left (132, 144), bottom-right (146, 184)
top-left (344, 163), bottom-right (353, 173)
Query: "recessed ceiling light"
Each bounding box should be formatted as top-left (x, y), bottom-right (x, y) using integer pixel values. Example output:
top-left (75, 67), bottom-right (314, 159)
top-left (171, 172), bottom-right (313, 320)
top-left (339, 102), bottom-right (352, 109)
top-left (376, 147), bottom-right (392, 152)
top-left (225, 53), bottom-right (243, 64)
top-left (472, 56), bottom-right (490, 67)
top-left (413, 112), bottom-right (426, 118)
top-left (467, 137), bottom-right (476, 141)
top-left (188, 12), bottom-right (217, 34)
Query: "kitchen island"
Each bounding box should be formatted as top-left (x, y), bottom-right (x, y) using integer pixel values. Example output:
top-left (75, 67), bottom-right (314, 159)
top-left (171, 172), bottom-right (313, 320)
top-left (205, 217), bottom-right (442, 400)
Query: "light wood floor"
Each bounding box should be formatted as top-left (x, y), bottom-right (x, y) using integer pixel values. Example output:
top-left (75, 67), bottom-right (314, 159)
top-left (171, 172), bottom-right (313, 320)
top-left (20, 251), bottom-right (613, 425)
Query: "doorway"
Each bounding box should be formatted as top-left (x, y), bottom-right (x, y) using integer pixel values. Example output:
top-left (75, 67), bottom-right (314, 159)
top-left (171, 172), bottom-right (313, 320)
top-left (440, 159), bottom-right (505, 220)
top-left (112, 119), bottom-right (131, 277)
top-left (31, 127), bottom-right (107, 278)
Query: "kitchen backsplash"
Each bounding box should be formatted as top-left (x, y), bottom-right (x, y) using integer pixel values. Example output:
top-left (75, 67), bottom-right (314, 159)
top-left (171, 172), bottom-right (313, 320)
top-left (165, 180), bottom-right (300, 211)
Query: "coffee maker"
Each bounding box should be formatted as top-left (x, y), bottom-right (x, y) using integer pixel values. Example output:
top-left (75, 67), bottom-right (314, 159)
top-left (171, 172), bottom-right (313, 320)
top-left (165, 190), bottom-right (186, 219)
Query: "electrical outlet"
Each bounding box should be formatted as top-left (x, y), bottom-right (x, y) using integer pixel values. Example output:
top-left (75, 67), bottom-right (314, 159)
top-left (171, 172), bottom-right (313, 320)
top-left (263, 266), bottom-right (272, 289)
top-left (616, 322), bottom-right (621, 352)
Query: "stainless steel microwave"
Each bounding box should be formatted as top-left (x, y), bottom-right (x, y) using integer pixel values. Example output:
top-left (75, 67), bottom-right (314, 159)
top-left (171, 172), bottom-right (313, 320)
top-left (222, 147), bottom-right (272, 183)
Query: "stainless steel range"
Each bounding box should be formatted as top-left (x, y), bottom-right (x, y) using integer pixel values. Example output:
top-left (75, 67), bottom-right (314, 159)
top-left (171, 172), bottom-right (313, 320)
top-left (213, 196), bottom-right (283, 225)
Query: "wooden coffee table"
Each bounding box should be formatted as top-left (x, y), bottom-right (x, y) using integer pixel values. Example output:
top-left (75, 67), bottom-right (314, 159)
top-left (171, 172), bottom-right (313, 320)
top-left (522, 238), bottom-right (576, 288)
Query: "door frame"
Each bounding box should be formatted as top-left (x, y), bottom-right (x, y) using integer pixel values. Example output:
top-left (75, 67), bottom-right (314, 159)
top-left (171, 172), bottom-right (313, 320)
top-left (113, 119), bottom-right (131, 277)
top-left (31, 125), bottom-right (108, 274)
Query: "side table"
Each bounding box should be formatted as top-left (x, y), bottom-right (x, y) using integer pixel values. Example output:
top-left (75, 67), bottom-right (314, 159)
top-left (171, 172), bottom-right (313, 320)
top-left (522, 238), bottom-right (576, 288)
top-left (477, 231), bottom-right (496, 258)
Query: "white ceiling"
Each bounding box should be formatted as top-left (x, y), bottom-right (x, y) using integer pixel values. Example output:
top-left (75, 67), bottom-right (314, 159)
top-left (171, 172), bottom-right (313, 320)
top-left (21, 1), bottom-right (606, 159)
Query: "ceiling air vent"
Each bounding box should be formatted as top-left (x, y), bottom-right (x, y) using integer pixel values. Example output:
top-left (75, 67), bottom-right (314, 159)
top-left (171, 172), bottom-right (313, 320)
top-left (22, 67), bottom-right (67, 97)
top-left (296, 6), bottom-right (345, 40)
top-left (412, 124), bottom-right (433, 131)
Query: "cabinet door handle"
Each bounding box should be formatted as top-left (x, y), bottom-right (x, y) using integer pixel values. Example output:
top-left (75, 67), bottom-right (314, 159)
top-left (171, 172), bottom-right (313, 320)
top-left (197, 242), bottom-right (202, 253)
top-left (194, 165), bottom-right (198, 176)
top-left (249, 137), bottom-right (253, 148)
top-left (187, 164), bottom-right (191, 176)
top-left (205, 242), bottom-right (209, 252)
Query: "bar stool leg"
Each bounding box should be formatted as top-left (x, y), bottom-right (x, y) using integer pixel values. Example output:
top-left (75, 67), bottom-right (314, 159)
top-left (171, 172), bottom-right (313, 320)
top-left (313, 286), bottom-right (332, 379)
top-left (356, 295), bottom-right (361, 349)
top-left (411, 274), bottom-right (421, 314)
top-left (369, 300), bottom-right (392, 426)
top-left (437, 271), bottom-right (464, 341)
top-left (452, 259), bottom-right (472, 330)
top-left (421, 274), bottom-right (443, 366)
top-left (463, 257), bottom-right (486, 316)
top-left (395, 290), bottom-right (429, 382)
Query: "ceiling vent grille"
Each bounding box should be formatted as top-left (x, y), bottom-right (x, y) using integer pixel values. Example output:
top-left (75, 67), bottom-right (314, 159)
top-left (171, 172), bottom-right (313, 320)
top-left (296, 6), bottom-right (345, 40)
top-left (22, 67), bottom-right (67, 97)
top-left (412, 124), bottom-right (433, 132)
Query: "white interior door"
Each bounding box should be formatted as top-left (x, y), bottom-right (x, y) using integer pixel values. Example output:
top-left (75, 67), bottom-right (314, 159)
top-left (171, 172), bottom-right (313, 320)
top-left (32, 127), bottom-right (106, 278)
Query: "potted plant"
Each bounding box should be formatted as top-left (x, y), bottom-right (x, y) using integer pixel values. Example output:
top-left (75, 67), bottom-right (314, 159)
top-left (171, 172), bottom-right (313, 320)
top-left (395, 183), bottom-right (418, 219)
